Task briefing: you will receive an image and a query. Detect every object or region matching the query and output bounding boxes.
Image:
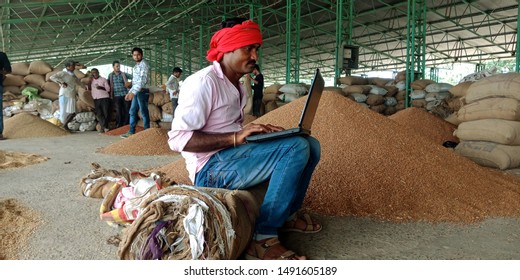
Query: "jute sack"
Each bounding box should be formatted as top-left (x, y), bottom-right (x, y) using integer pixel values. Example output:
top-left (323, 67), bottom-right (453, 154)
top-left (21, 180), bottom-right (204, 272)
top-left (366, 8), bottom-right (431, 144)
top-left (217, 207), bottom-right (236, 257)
top-left (24, 74), bottom-right (46, 87)
top-left (370, 104), bottom-right (386, 114)
top-left (342, 85), bottom-right (370, 95)
top-left (383, 85), bottom-right (398, 97)
top-left (76, 100), bottom-right (94, 112)
top-left (337, 76), bottom-right (368, 86)
top-left (29, 60), bottom-right (53, 75)
top-left (262, 92), bottom-right (278, 102)
top-left (264, 84), bottom-right (282, 94)
top-left (454, 119), bottom-right (520, 145)
top-left (162, 102), bottom-right (173, 115)
top-left (42, 81), bottom-right (60, 93)
top-left (151, 92), bottom-right (171, 107)
top-left (265, 100), bottom-right (278, 113)
top-left (384, 106), bottom-right (397, 116)
top-left (323, 87), bottom-right (343, 95)
top-left (4, 86), bottom-right (21, 95)
top-left (411, 99), bottom-right (426, 108)
top-left (411, 79), bottom-right (435, 90)
top-left (78, 88), bottom-right (95, 108)
top-left (138, 104), bottom-right (161, 122)
top-left (366, 94), bottom-right (384, 106)
top-left (457, 97), bottom-right (520, 122)
top-left (455, 140), bottom-right (520, 170)
top-left (465, 73), bottom-right (520, 103)
top-left (118, 184), bottom-right (265, 260)
top-left (45, 69), bottom-right (62, 81)
top-left (449, 81), bottom-right (474, 97)
top-left (445, 112), bottom-right (462, 126)
top-left (3, 74), bottom-right (26, 87)
top-left (395, 90), bottom-right (406, 101)
top-left (11, 62), bottom-right (30, 76)
top-left (368, 77), bottom-right (393, 87)
top-left (446, 96), bottom-right (464, 111)
top-left (40, 91), bottom-right (59, 101)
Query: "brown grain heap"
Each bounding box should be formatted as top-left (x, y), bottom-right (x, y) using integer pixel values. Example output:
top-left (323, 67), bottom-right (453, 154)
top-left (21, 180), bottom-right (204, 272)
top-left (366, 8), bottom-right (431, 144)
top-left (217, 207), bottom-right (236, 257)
top-left (0, 198), bottom-right (42, 259)
top-left (104, 125), bottom-right (145, 136)
top-left (0, 150), bottom-right (49, 170)
top-left (157, 91), bottom-right (520, 224)
top-left (98, 128), bottom-right (178, 156)
top-left (3, 113), bottom-right (69, 138)
top-left (388, 107), bottom-right (459, 145)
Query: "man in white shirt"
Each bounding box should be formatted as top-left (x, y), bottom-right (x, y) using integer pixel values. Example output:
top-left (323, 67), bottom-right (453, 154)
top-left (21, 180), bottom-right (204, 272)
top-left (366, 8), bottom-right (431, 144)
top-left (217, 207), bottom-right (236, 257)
top-left (165, 67), bottom-right (182, 116)
top-left (50, 60), bottom-right (81, 130)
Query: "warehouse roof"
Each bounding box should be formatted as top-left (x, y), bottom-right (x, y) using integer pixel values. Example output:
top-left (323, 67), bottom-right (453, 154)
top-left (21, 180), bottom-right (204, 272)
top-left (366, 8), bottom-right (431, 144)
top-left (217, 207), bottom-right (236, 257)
top-left (1, 0), bottom-right (518, 83)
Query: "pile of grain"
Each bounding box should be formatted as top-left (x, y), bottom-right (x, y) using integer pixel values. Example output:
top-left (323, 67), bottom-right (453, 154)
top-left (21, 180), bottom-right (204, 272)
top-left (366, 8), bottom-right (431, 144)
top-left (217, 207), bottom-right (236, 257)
top-left (104, 125), bottom-right (145, 136)
top-left (3, 113), bottom-right (69, 138)
top-left (388, 107), bottom-right (459, 145)
top-left (0, 150), bottom-right (49, 170)
top-left (157, 91), bottom-right (520, 223)
top-left (98, 128), bottom-right (178, 156)
top-left (0, 198), bottom-right (42, 259)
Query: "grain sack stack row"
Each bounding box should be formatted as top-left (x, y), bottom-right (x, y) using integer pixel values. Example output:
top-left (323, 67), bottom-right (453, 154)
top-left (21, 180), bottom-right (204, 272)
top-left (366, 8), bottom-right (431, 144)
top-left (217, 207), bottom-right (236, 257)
top-left (337, 75), bottom-right (403, 116)
top-left (3, 60), bottom-right (175, 132)
top-left (2, 60), bottom-right (96, 131)
top-left (260, 83), bottom-right (309, 114)
top-left (453, 72), bottom-right (520, 170)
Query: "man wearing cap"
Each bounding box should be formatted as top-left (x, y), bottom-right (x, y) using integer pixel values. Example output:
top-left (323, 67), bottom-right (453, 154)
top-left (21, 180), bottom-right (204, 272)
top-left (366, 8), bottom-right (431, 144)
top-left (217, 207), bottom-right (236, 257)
top-left (50, 60), bottom-right (81, 130)
top-left (166, 67), bottom-right (183, 117)
top-left (168, 18), bottom-right (321, 260)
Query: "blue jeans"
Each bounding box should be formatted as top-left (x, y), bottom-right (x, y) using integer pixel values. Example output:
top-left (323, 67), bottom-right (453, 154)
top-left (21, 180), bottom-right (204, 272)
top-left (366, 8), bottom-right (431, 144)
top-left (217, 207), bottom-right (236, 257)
top-left (0, 84), bottom-right (3, 134)
top-left (195, 136), bottom-right (321, 235)
top-left (129, 89), bottom-right (150, 133)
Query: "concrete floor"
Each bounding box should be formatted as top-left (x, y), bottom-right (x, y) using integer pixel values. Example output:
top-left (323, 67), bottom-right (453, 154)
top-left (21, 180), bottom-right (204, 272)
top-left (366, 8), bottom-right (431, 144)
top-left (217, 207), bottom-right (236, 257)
top-left (1, 131), bottom-right (520, 260)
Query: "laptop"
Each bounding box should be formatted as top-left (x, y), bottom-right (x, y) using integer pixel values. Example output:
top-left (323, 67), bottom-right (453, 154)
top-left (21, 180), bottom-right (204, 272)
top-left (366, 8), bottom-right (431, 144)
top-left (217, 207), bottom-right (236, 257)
top-left (246, 68), bottom-right (324, 142)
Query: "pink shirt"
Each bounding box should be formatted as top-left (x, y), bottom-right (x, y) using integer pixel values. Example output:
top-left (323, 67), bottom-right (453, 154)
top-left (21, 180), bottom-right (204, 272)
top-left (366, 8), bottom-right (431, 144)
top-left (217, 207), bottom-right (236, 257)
top-left (90, 76), bottom-right (111, 99)
top-left (168, 61), bottom-right (247, 183)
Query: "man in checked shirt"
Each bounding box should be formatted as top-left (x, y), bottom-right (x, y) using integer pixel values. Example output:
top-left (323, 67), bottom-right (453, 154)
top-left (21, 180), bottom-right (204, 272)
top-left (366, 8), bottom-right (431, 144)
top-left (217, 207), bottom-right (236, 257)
top-left (121, 47), bottom-right (151, 139)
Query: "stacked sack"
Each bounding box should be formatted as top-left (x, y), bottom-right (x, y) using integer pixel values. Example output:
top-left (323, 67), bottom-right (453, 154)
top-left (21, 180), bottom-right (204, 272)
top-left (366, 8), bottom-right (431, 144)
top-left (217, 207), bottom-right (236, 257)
top-left (338, 75), bottom-right (402, 116)
top-left (3, 60), bottom-right (95, 125)
top-left (79, 163), bottom-right (263, 260)
top-left (409, 79), bottom-right (454, 118)
top-left (454, 73), bottom-right (520, 170)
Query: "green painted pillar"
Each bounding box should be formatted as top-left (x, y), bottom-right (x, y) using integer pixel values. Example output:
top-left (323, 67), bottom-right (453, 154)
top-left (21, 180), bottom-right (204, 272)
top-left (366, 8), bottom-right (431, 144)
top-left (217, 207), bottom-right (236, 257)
top-left (405, 0), bottom-right (427, 108)
top-left (335, 0), bottom-right (354, 85)
top-left (285, 0), bottom-right (301, 83)
top-left (516, 2), bottom-right (520, 72)
top-left (250, 3), bottom-right (263, 66)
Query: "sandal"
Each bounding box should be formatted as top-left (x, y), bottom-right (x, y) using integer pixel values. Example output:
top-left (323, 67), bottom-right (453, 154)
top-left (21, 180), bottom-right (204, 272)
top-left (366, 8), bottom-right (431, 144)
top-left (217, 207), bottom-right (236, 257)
top-left (245, 237), bottom-right (306, 260)
top-left (281, 213), bottom-right (322, 233)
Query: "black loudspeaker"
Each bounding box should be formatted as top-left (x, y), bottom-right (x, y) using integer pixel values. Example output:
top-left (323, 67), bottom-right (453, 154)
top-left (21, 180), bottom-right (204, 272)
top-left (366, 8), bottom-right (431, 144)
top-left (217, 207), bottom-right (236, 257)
top-left (343, 45), bottom-right (359, 69)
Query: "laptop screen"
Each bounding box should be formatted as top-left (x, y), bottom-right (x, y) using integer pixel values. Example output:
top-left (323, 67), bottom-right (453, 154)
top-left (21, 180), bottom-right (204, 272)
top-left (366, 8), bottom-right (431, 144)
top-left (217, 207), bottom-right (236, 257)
top-left (299, 69), bottom-right (324, 131)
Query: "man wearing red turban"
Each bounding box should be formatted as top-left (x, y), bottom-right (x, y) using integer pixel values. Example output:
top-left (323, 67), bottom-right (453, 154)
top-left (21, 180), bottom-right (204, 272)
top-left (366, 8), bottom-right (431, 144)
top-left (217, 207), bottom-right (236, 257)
top-left (168, 18), bottom-right (322, 260)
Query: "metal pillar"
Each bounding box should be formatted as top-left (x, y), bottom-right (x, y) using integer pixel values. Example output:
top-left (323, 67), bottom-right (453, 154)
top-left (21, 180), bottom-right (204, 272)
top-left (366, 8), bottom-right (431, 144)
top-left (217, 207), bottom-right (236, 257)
top-left (166, 38), bottom-right (171, 75)
top-left (199, 24), bottom-right (205, 70)
top-left (405, 0), bottom-right (427, 108)
top-left (250, 3), bottom-right (263, 66)
top-left (429, 67), bottom-right (439, 82)
top-left (285, 0), bottom-right (301, 83)
top-left (182, 33), bottom-right (186, 75)
top-left (335, 0), bottom-right (354, 85)
top-left (516, 2), bottom-right (520, 72)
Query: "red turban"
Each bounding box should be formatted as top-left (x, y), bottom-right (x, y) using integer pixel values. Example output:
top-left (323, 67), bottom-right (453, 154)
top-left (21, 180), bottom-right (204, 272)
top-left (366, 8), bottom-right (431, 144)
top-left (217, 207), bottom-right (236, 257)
top-left (206, 20), bottom-right (263, 62)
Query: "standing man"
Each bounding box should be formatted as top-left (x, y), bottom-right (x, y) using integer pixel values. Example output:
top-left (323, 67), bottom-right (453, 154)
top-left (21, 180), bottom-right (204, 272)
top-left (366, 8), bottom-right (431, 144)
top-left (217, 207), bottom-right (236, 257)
top-left (168, 18), bottom-right (321, 260)
top-left (121, 47), bottom-right (150, 138)
top-left (88, 68), bottom-right (111, 133)
top-left (0, 51), bottom-right (11, 140)
top-left (50, 60), bottom-right (81, 131)
top-left (250, 64), bottom-right (264, 117)
top-left (108, 60), bottom-right (132, 128)
top-left (166, 67), bottom-right (182, 116)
